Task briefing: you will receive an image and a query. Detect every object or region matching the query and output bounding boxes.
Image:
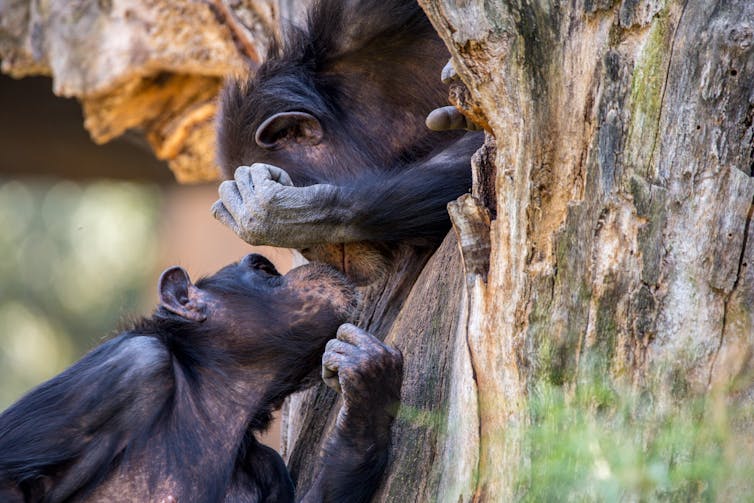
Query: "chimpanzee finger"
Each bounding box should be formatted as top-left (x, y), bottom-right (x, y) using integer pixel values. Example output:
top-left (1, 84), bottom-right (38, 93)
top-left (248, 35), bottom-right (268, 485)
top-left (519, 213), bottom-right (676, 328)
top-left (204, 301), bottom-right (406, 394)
top-left (322, 371), bottom-right (341, 394)
top-left (233, 165), bottom-right (255, 202)
top-left (218, 180), bottom-right (246, 221)
top-left (322, 351), bottom-right (352, 394)
top-left (425, 106), bottom-right (464, 132)
top-left (441, 59), bottom-right (457, 84)
top-left (210, 200), bottom-right (240, 234)
top-left (249, 163), bottom-right (294, 188)
top-left (267, 164), bottom-right (294, 186)
top-left (325, 338), bottom-right (355, 356)
top-left (336, 323), bottom-right (382, 350)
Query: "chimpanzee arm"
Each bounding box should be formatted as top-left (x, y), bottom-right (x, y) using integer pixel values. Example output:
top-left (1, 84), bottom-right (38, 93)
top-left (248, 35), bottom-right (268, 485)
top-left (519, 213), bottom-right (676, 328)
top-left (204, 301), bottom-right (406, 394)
top-left (0, 335), bottom-right (172, 500)
top-left (299, 324), bottom-right (403, 503)
top-left (211, 132), bottom-right (482, 249)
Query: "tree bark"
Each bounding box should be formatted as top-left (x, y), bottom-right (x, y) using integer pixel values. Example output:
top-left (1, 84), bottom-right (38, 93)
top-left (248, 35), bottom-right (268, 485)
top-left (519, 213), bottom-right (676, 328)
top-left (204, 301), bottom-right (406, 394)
top-left (422, 0), bottom-right (753, 500)
top-left (285, 0), bottom-right (754, 500)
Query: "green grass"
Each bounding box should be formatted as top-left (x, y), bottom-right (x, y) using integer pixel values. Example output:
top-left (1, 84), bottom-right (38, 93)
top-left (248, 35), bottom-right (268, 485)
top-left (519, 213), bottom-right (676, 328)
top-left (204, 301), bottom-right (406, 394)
top-left (520, 379), bottom-right (754, 501)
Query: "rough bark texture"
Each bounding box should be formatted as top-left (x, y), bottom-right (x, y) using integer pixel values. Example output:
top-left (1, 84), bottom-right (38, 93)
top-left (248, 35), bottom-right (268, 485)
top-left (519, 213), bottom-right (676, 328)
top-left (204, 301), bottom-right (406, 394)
top-left (416, 0), bottom-right (754, 500)
top-left (0, 0), bottom-right (277, 182)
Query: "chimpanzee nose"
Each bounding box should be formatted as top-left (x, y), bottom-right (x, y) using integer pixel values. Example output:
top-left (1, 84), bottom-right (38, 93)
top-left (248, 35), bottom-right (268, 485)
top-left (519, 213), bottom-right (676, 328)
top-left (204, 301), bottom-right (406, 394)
top-left (241, 254), bottom-right (280, 275)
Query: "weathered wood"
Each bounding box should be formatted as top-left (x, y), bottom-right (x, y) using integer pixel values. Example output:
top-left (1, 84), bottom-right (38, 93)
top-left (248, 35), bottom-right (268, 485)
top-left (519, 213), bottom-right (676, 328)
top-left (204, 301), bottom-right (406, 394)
top-left (418, 0), bottom-right (754, 499)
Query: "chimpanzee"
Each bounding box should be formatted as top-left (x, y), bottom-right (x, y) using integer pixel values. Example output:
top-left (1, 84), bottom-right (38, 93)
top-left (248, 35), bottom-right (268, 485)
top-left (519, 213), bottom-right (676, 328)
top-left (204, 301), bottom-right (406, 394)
top-left (211, 0), bottom-right (484, 281)
top-left (0, 254), bottom-right (403, 503)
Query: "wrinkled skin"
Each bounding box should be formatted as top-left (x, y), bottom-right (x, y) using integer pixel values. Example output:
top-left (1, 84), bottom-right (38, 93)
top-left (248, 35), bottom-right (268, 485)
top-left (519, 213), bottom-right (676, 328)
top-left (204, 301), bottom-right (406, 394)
top-left (0, 254), bottom-right (402, 503)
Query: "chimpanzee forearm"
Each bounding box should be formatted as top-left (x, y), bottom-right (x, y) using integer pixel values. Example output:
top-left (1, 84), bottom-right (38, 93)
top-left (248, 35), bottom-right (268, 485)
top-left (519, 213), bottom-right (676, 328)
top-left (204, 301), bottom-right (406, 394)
top-left (300, 324), bottom-right (403, 503)
top-left (212, 132), bottom-right (482, 249)
top-left (344, 132), bottom-right (482, 243)
top-left (301, 427), bottom-right (390, 503)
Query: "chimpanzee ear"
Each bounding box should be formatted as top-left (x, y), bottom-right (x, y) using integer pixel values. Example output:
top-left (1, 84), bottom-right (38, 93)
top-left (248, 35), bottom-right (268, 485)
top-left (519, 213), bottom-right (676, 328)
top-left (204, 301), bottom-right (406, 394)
top-left (158, 266), bottom-right (207, 322)
top-left (255, 111), bottom-right (323, 150)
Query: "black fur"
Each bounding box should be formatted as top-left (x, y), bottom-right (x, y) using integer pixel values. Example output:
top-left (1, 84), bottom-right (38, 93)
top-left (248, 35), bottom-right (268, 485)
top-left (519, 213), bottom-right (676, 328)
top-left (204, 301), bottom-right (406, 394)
top-left (0, 255), bottom-right (400, 503)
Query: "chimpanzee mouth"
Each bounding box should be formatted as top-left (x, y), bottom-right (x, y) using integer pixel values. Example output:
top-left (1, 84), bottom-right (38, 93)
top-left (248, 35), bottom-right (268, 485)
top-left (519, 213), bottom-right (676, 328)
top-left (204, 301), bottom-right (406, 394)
top-left (285, 262), bottom-right (359, 321)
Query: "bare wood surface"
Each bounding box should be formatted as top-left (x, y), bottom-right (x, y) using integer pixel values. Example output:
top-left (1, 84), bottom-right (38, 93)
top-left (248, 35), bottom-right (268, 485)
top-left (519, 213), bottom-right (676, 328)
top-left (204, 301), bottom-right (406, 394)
top-left (419, 0), bottom-right (754, 499)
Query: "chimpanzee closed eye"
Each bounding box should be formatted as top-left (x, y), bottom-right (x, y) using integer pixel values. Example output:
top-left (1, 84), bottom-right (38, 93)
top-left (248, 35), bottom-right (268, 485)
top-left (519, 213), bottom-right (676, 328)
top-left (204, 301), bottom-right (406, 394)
top-left (243, 252), bottom-right (281, 276)
top-left (0, 254), bottom-right (402, 503)
top-left (211, 0), bottom-right (484, 283)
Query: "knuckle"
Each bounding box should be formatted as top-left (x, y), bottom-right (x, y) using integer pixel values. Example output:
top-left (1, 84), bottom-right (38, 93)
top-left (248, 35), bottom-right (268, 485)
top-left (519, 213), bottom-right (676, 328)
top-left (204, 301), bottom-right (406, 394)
top-left (237, 176), bottom-right (253, 191)
top-left (255, 187), bottom-right (276, 208)
top-left (258, 195), bottom-right (273, 211)
top-left (357, 355), bottom-right (380, 375)
top-left (370, 347), bottom-right (390, 365)
top-left (218, 180), bottom-right (234, 194)
top-left (337, 323), bottom-right (357, 339)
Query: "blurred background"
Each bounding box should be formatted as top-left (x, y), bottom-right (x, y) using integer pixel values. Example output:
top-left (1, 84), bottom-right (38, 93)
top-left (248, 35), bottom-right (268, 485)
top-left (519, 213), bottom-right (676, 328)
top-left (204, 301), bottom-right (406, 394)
top-left (0, 73), bottom-right (290, 444)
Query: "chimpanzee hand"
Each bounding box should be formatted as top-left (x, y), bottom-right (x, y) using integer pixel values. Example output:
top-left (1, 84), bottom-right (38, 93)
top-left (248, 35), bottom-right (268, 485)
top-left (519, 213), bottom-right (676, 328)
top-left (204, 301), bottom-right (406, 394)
top-left (322, 324), bottom-right (403, 432)
top-left (425, 59), bottom-right (483, 132)
top-left (211, 164), bottom-right (355, 248)
top-left (303, 326), bottom-right (402, 503)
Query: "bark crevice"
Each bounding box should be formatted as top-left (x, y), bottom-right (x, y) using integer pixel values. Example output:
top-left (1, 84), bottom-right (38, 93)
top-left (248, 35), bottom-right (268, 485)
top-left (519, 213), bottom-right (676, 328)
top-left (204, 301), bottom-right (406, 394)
top-left (710, 197), bottom-right (754, 388)
top-left (647, 0), bottom-right (689, 174)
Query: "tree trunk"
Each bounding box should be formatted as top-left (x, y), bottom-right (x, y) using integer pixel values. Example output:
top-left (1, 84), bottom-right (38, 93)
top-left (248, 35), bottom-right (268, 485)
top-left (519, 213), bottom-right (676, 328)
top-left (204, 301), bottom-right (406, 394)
top-left (286, 0), bottom-right (754, 500)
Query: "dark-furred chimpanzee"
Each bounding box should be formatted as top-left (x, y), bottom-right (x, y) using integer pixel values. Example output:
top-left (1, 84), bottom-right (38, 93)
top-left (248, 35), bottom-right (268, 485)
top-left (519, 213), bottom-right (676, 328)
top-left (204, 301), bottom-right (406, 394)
top-left (211, 0), bottom-right (484, 282)
top-left (0, 254), bottom-right (403, 503)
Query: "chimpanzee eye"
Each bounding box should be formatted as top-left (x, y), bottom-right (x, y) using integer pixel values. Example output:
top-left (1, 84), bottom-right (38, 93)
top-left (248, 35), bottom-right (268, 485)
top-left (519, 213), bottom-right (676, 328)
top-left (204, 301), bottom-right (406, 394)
top-left (241, 254), bottom-right (281, 276)
top-left (256, 263), bottom-right (278, 275)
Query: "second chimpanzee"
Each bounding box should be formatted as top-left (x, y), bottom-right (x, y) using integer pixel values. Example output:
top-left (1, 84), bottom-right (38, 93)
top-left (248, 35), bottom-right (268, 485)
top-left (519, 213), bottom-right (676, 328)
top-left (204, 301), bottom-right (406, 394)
top-left (0, 254), bottom-right (402, 502)
top-left (212, 0), bottom-right (484, 281)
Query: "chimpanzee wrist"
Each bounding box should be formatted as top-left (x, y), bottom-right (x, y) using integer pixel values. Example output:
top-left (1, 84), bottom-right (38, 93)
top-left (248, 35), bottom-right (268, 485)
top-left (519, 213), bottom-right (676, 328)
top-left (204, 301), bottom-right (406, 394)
top-left (335, 405), bottom-right (395, 444)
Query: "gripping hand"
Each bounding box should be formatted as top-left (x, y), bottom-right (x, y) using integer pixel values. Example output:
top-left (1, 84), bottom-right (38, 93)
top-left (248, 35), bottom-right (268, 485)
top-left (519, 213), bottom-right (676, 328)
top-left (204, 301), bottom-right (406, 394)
top-left (322, 324), bottom-right (403, 432)
top-left (211, 164), bottom-right (350, 248)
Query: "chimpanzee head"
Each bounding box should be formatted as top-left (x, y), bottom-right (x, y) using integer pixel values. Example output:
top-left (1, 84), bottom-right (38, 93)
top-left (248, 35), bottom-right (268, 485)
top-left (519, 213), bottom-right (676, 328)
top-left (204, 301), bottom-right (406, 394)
top-left (0, 256), bottom-right (358, 502)
top-left (215, 0), bottom-right (448, 185)
top-left (156, 253), bottom-right (357, 399)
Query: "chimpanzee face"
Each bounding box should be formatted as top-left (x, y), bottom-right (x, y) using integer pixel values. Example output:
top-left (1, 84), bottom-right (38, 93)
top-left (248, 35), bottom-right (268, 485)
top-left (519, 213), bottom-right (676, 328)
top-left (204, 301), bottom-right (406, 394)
top-left (158, 254), bottom-right (357, 367)
top-left (216, 66), bottom-right (375, 187)
top-left (199, 253), bottom-right (357, 329)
